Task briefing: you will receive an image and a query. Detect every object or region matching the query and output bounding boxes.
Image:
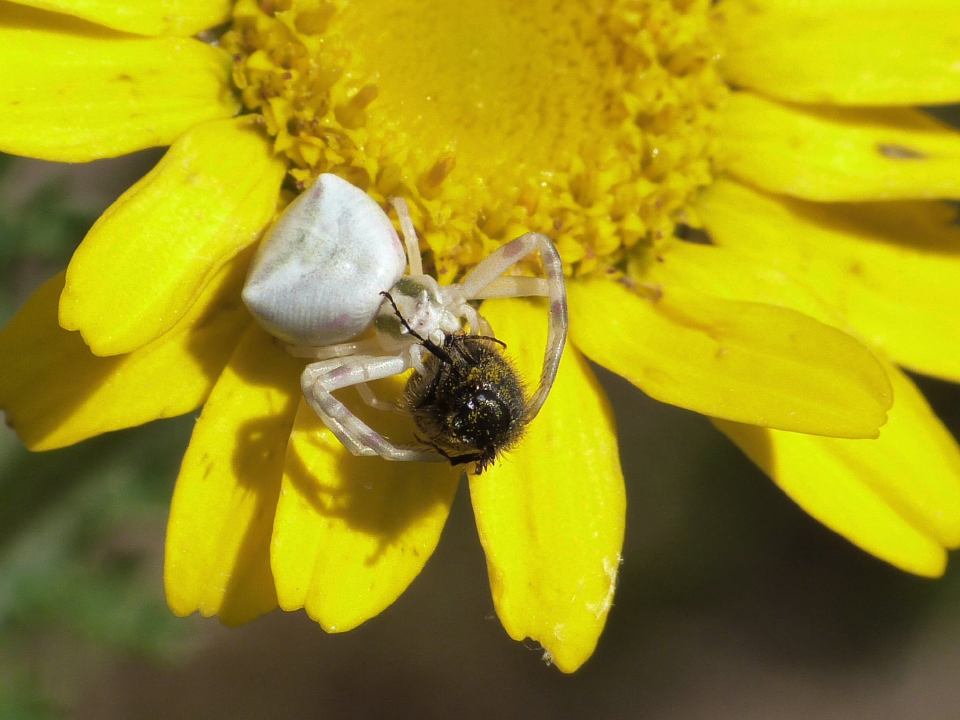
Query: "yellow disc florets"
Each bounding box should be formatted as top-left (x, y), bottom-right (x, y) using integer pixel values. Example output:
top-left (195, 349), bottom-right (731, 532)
top-left (224, 0), bottom-right (725, 282)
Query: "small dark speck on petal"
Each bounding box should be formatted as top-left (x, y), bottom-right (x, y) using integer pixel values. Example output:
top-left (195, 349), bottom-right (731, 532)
top-left (676, 224), bottom-right (713, 245)
top-left (877, 143), bottom-right (926, 160)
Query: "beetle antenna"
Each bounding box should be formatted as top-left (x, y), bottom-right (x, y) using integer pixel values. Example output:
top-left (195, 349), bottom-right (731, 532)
top-left (380, 291), bottom-right (453, 364)
top-left (461, 334), bottom-right (507, 349)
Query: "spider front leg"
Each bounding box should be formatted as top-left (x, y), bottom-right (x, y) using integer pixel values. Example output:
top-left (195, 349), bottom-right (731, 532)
top-left (300, 355), bottom-right (444, 463)
top-left (455, 232), bottom-right (568, 421)
top-left (390, 197), bottom-right (423, 276)
top-left (355, 382), bottom-right (405, 413)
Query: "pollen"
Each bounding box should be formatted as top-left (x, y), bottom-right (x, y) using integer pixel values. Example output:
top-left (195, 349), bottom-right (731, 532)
top-left (225, 0), bottom-right (725, 282)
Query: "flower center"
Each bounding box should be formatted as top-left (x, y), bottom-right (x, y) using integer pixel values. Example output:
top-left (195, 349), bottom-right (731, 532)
top-left (226, 0), bottom-right (725, 281)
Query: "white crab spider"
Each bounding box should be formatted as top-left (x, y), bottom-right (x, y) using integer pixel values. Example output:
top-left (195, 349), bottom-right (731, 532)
top-left (242, 173), bottom-right (567, 472)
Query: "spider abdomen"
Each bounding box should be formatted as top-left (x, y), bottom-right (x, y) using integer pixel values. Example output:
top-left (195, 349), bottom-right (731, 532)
top-left (242, 174), bottom-right (406, 346)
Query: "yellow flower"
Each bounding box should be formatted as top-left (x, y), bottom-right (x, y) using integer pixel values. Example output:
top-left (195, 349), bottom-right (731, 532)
top-left (1, 0), bottom-right (959, 672)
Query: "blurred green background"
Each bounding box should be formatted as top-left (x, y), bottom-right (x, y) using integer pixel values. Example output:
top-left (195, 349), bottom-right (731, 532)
top-left (2, 147), bottom-right (960, 720)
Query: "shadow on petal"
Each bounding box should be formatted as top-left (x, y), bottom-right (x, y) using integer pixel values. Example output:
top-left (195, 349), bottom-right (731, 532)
top-left (165, 325), bottom-right (302, 625)
top-left (283, 379), bottom-right (459, 557)
top-left (272, 380), bottom-right (459, 632)
top-left (215, 409), bottom-right (298, 624)
top-left (0, 250), bottom-right (251, 450)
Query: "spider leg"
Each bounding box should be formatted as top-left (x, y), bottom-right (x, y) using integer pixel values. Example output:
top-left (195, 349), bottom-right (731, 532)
top-left (286, 338), bottom-right (382, 360)
top-left (301, 355), bottom-right (444, 463)
top-left (454, 301), bottom-right (493, 335)
top-left (409, 343), bottom-right (431, 376)
top-left (465, 276), bottom-right (549, 299)
top-left (355, 382), bottom-right (404, 413)
top-left (390, 196), bottom-right (423, 277)
top-left (455, 232), bottom-right (568, 422)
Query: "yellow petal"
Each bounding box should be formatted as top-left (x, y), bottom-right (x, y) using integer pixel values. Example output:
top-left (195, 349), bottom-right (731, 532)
top-left (272, 386), bottom-right (460, 632)
top-left (0, 5), bottom-right (238, 161)
top-left (644, 239), bottom-right (835, 324)
top-left (645, 240), bottom-right (960, 570)
top-left (715, 360), bottom-right (960, 577)
top-left (59, 117), bottom-right (285, 356)
top-left (720, 92), bottom-right (960, 201)
top-left (720, 0), bottom-right (960, 106)
top-left (0, 253), bottom-right (250, 451)
top-left (164, 325), bottom-right (303, 625)
top-left (570, 278), bottom-right (891, 439)
top-left (697, 179), bottom-right (960, 382)
top-left (8, 0), bottom-right (231, 36)
top-left (470, 298), bottom-right (625, 673)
